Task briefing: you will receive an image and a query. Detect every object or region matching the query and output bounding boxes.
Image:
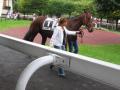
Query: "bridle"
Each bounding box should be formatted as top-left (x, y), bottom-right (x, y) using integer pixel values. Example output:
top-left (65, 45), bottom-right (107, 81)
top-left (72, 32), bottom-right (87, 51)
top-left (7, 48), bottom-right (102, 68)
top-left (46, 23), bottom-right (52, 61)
top-left (78, 13), bottom-right (93, 43)
top-left (83, 13), bottom-right (93, 31)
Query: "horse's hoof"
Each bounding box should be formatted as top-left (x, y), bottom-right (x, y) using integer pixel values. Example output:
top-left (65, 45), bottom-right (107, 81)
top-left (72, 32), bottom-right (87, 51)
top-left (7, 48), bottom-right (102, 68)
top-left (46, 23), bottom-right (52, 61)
top-left (50, 64), bottom-right (54, 70)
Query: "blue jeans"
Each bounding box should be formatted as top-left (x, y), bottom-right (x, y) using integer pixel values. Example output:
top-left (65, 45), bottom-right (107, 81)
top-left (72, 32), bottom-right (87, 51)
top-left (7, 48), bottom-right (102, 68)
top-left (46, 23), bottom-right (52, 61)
top-left (68, 40), bottom-right (78, 54)
top-left (53, 45), bottom-right (65, 76)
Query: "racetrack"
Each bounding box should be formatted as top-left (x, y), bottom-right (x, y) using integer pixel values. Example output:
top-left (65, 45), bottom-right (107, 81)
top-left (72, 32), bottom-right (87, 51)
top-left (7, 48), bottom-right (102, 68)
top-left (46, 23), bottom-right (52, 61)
top-left (1, 27), bottom-right (120, 45)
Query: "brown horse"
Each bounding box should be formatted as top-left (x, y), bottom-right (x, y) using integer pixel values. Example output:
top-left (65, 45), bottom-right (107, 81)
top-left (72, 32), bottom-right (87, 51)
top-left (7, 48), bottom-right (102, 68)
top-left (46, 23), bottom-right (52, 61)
top-left (23, 12), bottom-right (94, 45)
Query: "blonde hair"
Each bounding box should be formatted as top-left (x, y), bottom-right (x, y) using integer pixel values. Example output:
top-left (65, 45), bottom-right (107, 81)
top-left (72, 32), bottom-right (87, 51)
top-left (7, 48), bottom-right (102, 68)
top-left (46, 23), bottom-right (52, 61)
top-left (59, 18), bottom-right (67, 25)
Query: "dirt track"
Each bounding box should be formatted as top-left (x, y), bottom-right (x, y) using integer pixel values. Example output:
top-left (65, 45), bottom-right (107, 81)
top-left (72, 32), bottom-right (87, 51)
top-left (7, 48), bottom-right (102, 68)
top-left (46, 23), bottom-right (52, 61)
top-left (1, 27), bottom-right (120, 45)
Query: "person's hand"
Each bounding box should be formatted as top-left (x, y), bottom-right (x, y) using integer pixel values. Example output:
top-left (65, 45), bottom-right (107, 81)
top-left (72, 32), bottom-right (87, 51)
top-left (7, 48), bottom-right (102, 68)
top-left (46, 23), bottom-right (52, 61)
top-left (76, 31), bottom-right (82, 34)
top-left (78, 30), bottom-right (84, 38)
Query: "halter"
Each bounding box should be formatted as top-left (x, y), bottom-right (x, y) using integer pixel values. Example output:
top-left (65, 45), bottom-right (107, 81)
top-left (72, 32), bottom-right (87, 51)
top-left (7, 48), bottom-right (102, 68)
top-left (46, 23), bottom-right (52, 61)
top-left (78, 13), bottom-right (92, 43)
top-left (83, 13), bottom-right (93, 31)
top-left (78, 28), bottom-right (84, 43)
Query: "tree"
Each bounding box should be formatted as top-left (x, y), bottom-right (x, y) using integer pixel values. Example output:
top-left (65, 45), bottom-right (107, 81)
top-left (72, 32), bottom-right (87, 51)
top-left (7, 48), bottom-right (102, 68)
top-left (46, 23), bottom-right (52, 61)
top-left (95, 0), bottom-right (120, 30)
top-left (15, 0), bottom-right (96, 18)
top-left (46, 1), bottom-right (64, 17)
top-left (46, 1), bottom-right (75, 17)
top-left (16, 0), bottom-right (49, 15)
top-left (110, 10), bottom-right (120, 29)
top-left (63, 2), bottom-right (75, 17)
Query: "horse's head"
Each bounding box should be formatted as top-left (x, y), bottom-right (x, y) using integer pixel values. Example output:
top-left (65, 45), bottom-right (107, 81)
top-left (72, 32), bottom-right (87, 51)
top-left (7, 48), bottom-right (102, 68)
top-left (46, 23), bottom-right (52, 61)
top-left (82, 12), bottom-right (94, 32)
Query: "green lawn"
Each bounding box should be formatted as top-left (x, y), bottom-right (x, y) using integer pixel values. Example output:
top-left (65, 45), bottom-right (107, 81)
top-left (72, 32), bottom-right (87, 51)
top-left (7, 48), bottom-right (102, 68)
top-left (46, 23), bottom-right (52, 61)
top-left (0, 20), bottom-right (31, 32)
top-left (79, 44), bottom-right (120, 64)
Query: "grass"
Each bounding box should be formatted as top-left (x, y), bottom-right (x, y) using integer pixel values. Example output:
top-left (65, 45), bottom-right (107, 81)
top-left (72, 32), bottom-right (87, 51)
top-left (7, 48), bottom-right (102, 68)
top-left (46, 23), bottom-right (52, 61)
top-left (79, 44), bottom-right (120, 65)
top-left (0, 19), bottom-right (31, 32)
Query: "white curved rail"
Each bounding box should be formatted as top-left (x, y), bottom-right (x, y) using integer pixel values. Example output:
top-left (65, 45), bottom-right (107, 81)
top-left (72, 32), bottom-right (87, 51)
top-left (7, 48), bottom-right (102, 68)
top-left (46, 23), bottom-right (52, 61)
top-left (15, 54), bottom-right (56, 90)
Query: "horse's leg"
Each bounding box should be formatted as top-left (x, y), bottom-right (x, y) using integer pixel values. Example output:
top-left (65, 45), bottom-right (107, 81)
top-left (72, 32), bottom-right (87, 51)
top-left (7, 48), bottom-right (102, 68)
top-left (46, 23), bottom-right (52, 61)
top-left (40, 30), bottom-right (52, 45)
top-left (41, 36), bottom-right (47, 45)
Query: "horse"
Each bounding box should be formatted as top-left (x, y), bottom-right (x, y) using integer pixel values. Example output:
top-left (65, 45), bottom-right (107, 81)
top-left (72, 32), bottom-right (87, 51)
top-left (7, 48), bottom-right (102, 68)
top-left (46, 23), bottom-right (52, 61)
top-left (23, 11), bottom-right (94, 45)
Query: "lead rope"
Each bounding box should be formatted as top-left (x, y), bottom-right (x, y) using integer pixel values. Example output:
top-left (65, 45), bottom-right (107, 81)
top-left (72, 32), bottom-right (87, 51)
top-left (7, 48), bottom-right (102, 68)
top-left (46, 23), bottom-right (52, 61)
top-left (79, 30), bottom-right (84, 44)
top-left (62, 26), bottom-right (67, 50)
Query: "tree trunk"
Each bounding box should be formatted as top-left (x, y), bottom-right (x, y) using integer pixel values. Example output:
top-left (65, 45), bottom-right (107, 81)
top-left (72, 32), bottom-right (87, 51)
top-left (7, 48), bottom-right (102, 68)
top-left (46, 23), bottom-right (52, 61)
top-left (23, 13), bottom-right (25, 19)
top-left (100, 17), bottom-right (102, 25)
top-left (115, 19), bottom-right (118, 30)
top-left (69, 13), bottom-right (71, 18)
top-left (107, 18), bottom-right (108, 23)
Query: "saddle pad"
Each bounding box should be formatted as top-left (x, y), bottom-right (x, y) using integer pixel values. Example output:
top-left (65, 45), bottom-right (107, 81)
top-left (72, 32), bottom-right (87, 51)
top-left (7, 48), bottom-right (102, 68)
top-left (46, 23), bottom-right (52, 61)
top-left (42, 17), bottom-right (58, 30)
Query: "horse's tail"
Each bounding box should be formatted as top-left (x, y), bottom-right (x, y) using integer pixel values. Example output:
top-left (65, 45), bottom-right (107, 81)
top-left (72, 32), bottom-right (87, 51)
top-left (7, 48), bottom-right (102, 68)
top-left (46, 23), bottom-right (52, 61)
top-left (24, 27), bottom-right (40, 42)
top-left (23, 30), bottom-right (33, 41)
top-left (23, 24), bottom-right (38, 41)
top-left (23, 17), bottom-right (42, 42)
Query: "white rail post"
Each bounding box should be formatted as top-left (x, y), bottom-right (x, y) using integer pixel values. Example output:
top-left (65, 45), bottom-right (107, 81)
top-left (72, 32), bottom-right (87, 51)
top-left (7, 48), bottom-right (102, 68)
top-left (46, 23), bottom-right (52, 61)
top-left (15, 54), bottom-right (56, 90)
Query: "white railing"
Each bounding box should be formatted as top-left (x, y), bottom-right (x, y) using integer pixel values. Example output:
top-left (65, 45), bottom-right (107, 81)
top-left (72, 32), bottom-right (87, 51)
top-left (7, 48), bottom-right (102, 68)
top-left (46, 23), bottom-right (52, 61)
top-left (15, 54), bottom-right (56, 90)
top-left (0, 34), bottom-right (120, 89)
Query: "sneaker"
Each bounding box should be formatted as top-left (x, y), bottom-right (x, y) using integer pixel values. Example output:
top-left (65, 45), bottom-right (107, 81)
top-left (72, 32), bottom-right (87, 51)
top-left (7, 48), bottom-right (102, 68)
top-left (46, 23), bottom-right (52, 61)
top-left (58, 67), bottom-right (65, 77)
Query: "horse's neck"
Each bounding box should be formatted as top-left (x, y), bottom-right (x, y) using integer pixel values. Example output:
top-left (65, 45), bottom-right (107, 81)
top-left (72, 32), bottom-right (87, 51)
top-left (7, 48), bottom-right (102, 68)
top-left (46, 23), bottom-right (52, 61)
top-left (67, 16), bottom-right (83, 31)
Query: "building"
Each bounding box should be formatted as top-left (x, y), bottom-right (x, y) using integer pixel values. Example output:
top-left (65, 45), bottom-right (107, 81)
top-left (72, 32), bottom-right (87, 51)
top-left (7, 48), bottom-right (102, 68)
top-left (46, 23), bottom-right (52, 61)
top-left (0, 0), bottom-right (13, 17)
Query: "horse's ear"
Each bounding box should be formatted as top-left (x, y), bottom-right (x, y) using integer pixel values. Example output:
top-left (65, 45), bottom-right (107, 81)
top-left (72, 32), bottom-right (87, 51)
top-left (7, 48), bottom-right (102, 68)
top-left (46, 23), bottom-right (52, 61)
top-left (91, 16), bottom-right (93, 20)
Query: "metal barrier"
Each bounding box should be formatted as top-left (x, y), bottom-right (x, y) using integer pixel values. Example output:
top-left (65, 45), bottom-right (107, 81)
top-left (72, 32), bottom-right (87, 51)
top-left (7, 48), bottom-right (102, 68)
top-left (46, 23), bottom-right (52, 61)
top-left (0, 34), bottom-right (120, 89)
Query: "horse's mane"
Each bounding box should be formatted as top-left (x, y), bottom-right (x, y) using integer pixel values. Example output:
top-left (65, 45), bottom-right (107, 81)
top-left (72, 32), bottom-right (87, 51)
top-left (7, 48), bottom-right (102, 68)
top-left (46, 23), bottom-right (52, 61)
top-left (67, 12), bottom-right (92, 31)
top-left (66, 14), bottom-right (84, 31)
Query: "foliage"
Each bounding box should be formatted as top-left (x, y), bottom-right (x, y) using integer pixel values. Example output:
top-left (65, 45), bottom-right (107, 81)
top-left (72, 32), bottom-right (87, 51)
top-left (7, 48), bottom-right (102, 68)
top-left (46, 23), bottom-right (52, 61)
top-left (95, 0), bottom-right (120, 29)
top-left (46, 1), bottom-right (76, 17)
top-left (14, 0), bottom-right (96, 16)
top-left (95, 0), bottom-right (120, 19)
top-left (111, 10), bottom-right (120, 19)
top-left (16, 0), bottom-right (49, 14)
